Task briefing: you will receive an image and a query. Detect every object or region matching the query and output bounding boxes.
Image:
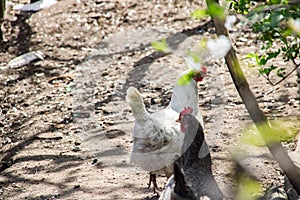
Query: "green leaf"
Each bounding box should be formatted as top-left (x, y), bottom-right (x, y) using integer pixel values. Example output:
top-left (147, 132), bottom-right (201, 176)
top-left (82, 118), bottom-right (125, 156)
top-left (240, 123), bottom-right (266, 147)
top-left (269, 0), bottom-right (282, 4)
top-left (269, 12), bottom-right (284, 27)
top-left (191, 9), bottom-right (208, 19)
top-left (276, 67), bottom-right (286, 77)
top-left (245, 53), bottom-right (257, 59)
top-left (207, 0), bottom-right (226, 20)
top-left (257, 120), bottom-right (297, 145)
top-left (244, 53), bottom-right (260, 68)
top-left (187, 50), bottom-right (201, 63)
top-left (271, 119), bottom-right (298, 142)
top-left (258, 65), bottom-right (277, 76)
top-left (151, 38), bottom-right (170, 53)
top-left (177, 70), bottom-right (195, 85)
top-left (258, 57), bottom-right (267, 65)
top-left (266, 50), bottom-right (281, 60)
top-left (241, 131), bottom-right (266, 147)
top-left (240, 118), bottom-right (300, 147)
top-left (228, 0), bottom-right (250, 14)
top-left (229, 0), bottom-right (300, 83)
top-left (246, 53), bottom-right (262, 65)
top-left (236, 175), bottom-right (263, 200)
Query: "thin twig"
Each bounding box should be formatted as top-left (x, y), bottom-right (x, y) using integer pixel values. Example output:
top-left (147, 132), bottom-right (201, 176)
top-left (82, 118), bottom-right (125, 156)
top-left (272, 62), bottom-right (300, 86)
top-left (263, 58), bottom-right (300, 86)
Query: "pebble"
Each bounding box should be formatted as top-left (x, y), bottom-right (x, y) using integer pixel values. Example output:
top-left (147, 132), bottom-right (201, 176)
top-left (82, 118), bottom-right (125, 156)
top-left (74, 185), bottom-right (80, 189)
top-left (72, 146), bottom-right (81, 152)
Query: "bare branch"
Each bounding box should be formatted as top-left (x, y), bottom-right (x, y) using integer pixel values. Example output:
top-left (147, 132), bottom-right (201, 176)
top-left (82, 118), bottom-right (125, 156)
top-left (261, 58), bottom-right (300, 86)
top-left (272, 62), bottom-right (300, 86)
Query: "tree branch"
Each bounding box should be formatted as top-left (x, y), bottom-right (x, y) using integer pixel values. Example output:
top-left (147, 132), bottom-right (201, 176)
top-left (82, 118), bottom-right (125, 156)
top-left (272, 62), bottom-right (300, 86)
top-left (262, 61), bottom-right (300, 86)
top-left (205, 0), bottom-right (300, 194)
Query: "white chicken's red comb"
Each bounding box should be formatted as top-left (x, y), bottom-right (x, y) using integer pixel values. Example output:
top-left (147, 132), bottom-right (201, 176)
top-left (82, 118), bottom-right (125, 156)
top-left (178, 107), bottom-right (193, 121)
top-left (181, 107), bottom-right (193, 115)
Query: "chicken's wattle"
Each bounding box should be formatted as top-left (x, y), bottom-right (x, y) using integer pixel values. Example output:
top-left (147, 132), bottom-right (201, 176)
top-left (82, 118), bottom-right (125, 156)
top-left (180, 118), bottom-right (189, 133)
top-left (193, 66), bottom-right (207, 82)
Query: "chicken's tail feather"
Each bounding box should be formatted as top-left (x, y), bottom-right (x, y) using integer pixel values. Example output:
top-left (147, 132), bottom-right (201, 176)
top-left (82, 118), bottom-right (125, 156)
top-left (126, 87), bottom-right (150, 121)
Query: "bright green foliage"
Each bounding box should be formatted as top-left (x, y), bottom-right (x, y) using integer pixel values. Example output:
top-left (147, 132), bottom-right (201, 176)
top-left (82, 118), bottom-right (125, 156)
top-left (151, 38), bottom-right (206, 86)
top-left (236, 174), bottom-right (263, 200)
top-left (240, 126), bottom-right (265, 147)
top-left (229, 0), bottom-right (251, 14)
top-left (191, 9), bottom-right (208, 19)
top-left (229, 0), bottom-right (300, 85)
top-left (207, 0), bottom-right (226, 20)
top-left (177, 70), bottom-right (197, 86)
top-left (241, 118), bottom-right (299, 147)
top-left (151, 38), bottom-right (171, 53)
top-left (192, 0), bottom-right (225, 20)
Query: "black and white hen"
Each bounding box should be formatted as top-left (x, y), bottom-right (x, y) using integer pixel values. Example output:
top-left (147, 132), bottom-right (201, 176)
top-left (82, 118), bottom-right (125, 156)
top-left (159, 107), bottom-right (223, 200)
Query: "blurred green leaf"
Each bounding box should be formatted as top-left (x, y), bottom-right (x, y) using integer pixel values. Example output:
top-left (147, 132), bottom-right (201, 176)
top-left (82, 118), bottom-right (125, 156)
top-left (177, 70), bottom-right (195, 85)
top-left (276, 67), bottom-right (286, 77)
top-left (245, 53), bottom-right (260, 67)
top-left (241, 118), bottom-right (299, 147)
top-left (236, 175), bottom-right (263, 200)
top-left (271, 119), bottom-right (299, 142)
top-left (207, 0), bottom-right (226, 20)
top-left (269, 0), bottom-right (282, 4)
top-left (240, 129), bottom-right (266, 147)
top-left (151, 38), bottom-right (170, 53)
top-left (245, 53), bottom-right (258, 60)
top-left (187, 50), bottom-right (201, 63)
top-left (191, 9), bottom-right (208, 19)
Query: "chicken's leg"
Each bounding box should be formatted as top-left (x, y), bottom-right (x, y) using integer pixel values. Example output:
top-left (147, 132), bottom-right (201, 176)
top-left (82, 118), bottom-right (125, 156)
top-left (148, 173), bottom-right (159, 193)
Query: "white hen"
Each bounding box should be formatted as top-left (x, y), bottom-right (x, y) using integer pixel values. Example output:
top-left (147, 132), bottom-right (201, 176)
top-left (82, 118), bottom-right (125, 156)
top-left (127, 87), bottom-right (181, 176)
top-left (126, 68), bottom-right (207, 191)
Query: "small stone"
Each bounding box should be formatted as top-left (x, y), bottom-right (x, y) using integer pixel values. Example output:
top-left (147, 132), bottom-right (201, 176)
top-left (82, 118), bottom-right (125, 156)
top-left (74, 185), bottom-right (80, 189)
top-left (72, 146), bottom-right (81, 152)
top-left (101, 72), bottom-right (109, 76)
top-left (92, 158), bottom-right (98, 164)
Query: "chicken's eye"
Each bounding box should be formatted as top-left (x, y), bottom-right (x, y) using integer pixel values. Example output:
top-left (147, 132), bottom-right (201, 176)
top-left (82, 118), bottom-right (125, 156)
top-left (163, 137), bottom-right (169, 144)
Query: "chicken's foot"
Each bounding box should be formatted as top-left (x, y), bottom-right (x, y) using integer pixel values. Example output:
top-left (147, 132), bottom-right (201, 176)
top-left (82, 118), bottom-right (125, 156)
top-left (148, 173), bottom-right (160, 194)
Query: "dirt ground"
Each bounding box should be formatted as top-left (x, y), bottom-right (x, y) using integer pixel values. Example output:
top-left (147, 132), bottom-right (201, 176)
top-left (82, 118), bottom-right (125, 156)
top-left (0, 0), bottom-right (300, 200)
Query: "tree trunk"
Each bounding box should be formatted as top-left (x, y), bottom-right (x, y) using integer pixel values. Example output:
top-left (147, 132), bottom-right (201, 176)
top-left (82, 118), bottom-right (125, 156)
top-left (297, 67), bottom-right (300, 97)
top-left (205, 0), bottom-right (300, 195)
top-left (0, 0), bottom-right (5, 41)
